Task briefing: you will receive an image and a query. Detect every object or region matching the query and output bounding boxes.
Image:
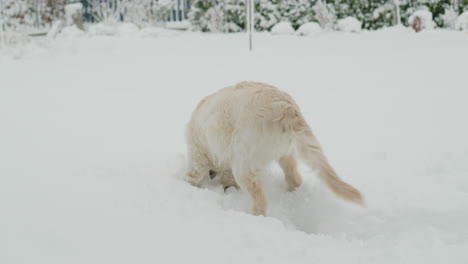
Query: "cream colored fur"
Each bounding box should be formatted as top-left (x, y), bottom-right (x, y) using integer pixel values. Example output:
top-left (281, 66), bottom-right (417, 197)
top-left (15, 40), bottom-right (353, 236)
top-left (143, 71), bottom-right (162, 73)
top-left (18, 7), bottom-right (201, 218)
top-left (185, 82), bottom-right (363, 215)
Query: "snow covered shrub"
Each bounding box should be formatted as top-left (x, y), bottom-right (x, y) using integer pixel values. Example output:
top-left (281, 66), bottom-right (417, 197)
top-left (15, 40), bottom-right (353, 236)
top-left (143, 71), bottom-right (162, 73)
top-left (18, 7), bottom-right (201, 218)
top-left (186, 0), bottom-right (467, 32)
top-left (188, 0), bottom-right (310, 32)
top-left (41, 0), bottom-right (67, 24)
top-left (1, 0), bottom-right (36, 29)
top-left (270, 21), bottom-right (295, 35)
top-left (0, 0), bottom-right (33, 48)
top-left (441, 7), bottom-right (458, 29)
top-left (277, 0), bottom-right (314, 30)
top-left (400, 0), bottom-right (467, 28)
top-left (408, 9), bottom-right (434, 32)
top-left (330, 0), bottom-right (393, 30)
top-left (297, 22), bottom-right (321, 35)
top-left (201, 5), bottom-right (224, 32)
top-left (86, 0), bottom-right (126, 24)
top-left (86, 0), bottom-right (166, 26)
top-left (255, 0), bottom-right (280, 31)
top-left (220, 0), bottom-right (245, 32)
top-left (188, 0), bottom-right (224, 31)
top-left (149, 0), bottom-right (173, 25)
top-left (189, 0), bottom-right (247, 32)
top-left (187, 0), bottom-right (208, 31)
top-left (336, 16), bottom-right (361, 32)
top-left (313, 0), bottom-right (336, 30)
top-left (455, 11), bottom-right (468, 30)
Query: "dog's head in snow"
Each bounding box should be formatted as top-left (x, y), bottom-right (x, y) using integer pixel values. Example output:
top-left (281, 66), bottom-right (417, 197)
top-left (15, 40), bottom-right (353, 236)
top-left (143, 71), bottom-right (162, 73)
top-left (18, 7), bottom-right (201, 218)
top-left (208, 168), bottom-right (239, 191)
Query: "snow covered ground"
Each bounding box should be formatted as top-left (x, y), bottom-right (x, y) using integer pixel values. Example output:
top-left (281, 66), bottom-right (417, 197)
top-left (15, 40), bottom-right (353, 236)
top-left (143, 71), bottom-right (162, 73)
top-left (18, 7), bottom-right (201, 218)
top-left (1, 26), bottom-right (468, 264)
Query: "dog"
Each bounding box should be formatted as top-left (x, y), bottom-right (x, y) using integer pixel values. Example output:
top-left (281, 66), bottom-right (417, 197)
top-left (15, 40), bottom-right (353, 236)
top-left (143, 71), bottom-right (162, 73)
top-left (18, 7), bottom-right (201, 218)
top-left (185, 81), bottom-right (363, 215)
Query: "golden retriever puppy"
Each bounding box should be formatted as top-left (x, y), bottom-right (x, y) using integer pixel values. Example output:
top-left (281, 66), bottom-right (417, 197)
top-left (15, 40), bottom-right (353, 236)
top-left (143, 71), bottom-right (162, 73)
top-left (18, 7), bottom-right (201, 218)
top-left (185, 81), bottom-right (363, 215)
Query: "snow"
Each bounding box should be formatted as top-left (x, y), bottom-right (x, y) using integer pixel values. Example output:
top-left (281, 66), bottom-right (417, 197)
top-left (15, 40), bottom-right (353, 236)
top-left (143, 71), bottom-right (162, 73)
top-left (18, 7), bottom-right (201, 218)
top-left (455, 11), bottom-right (468, 31)
top-left (336, 17), bottom-right (362, 33)
top-left (1, 26), bottom-right (468, 264)
top-left (408, 10), bottom-right (435, 30)
top-left (64, 3), bottom-right (83, 26)
top-left (297, 22), bottom-right (322, 36)
top-left (271, 21), bottom-right (295, 35)
top-left (441, 7), bottom-right (458, 29)
top-left (166, 20), bottom-right (192, 31)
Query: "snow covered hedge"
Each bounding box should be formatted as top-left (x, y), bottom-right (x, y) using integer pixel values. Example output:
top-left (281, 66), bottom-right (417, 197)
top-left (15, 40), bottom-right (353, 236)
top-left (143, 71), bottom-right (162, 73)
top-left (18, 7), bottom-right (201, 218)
top-left (187, 0), bottom-right (468, 32)
top-left (1, 0), bottom-right (467, 33)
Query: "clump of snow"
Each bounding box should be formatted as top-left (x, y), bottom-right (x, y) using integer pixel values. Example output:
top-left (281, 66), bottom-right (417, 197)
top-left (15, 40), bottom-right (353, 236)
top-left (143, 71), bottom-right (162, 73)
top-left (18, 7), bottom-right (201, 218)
top-left (88, 23), bottom-right (118, 36)
top-left (87, 23), bottom-right (140, 37)
top-left (297, 22), bottom-right (322, 36)
top-left (47, 20), bottom-right (63, 39)
top-left (313, 0), bottom-right (336, 30)
top-left (455, 11), bottom-right (468, 31)
top-left (271, 22), bottom-right (295, 35)
top-left (408, 10), bottom-right (435, 31)
top-left (138, 27), bottom-right (181, 38)
top-left (441, 7), bottom-right (458, 29)
top-left (336, 17), bottom-right (362, 33)
top-left (117, 23), bottom-right (140, 37)
top-left (166, 20), bottom-right (192, 31)
top-left (59, 26), bottom-right (86, 39)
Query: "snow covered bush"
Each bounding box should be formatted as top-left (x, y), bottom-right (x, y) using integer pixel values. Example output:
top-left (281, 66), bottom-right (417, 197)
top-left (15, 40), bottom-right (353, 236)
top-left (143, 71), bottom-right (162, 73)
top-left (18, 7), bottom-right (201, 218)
top-left (270, 21), bottom-right (295, 35)
top-left (455, 11), bottom-right (468, 30)
top-left (220, 0), bottom-right (245, 32)
top-left (201, 5), bottom-right (224, 32)
top-left (186, 0), bottom-right (468, 32)
top-left (86, 0), bottom-right (127, 24)
top-left (42, 0), bottom-right (67, 24)
top-left (255, 0), bottom-right (280, 31)
top-left (441, 7), bottom-right (458, 29)
top-left (313, 0), bottom-right (336, 30)
top-left (330, 0), bottom-right (393, 30)
top-left (336, 16), bottom-right (362, 32)
top-left (1, 0), bottom-right (36, 29)
top-left (408, 9), bottom-right (434, 32)
top-left (277, 0), bottom-right (314, 30)
top-left (189, 0), bottom-right (246, 33)
top-left (400, 0), bottom-right (467, 28)
top-left (86, 0), bottom-right (171, 26)
top-left (297, 22), bottom-right (321, 36)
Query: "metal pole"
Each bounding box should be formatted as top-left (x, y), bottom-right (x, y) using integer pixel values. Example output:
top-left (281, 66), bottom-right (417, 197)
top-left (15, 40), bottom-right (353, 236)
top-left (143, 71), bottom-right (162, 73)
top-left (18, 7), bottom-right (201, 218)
top-left (247, 0), bottom-right (253, 51)
top-left (393, 0), bottom-right (401, 25)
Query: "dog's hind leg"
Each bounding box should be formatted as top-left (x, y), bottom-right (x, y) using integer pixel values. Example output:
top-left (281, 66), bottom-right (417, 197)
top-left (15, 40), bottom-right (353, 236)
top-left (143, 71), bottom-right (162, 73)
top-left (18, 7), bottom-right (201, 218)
top-left (279, 154), bottom-right (303, 191)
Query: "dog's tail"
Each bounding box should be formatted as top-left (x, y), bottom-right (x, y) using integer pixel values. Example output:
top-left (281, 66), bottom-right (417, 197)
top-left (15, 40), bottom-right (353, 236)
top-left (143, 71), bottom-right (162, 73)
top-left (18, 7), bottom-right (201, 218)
top-left (288, 111), bottom-right (364, 205)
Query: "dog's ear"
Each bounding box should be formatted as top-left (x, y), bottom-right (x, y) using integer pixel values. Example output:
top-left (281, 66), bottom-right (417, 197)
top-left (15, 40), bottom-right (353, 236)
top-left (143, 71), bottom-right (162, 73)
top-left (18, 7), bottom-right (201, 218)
top-left (209, 169), bottom-right (217, 179)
